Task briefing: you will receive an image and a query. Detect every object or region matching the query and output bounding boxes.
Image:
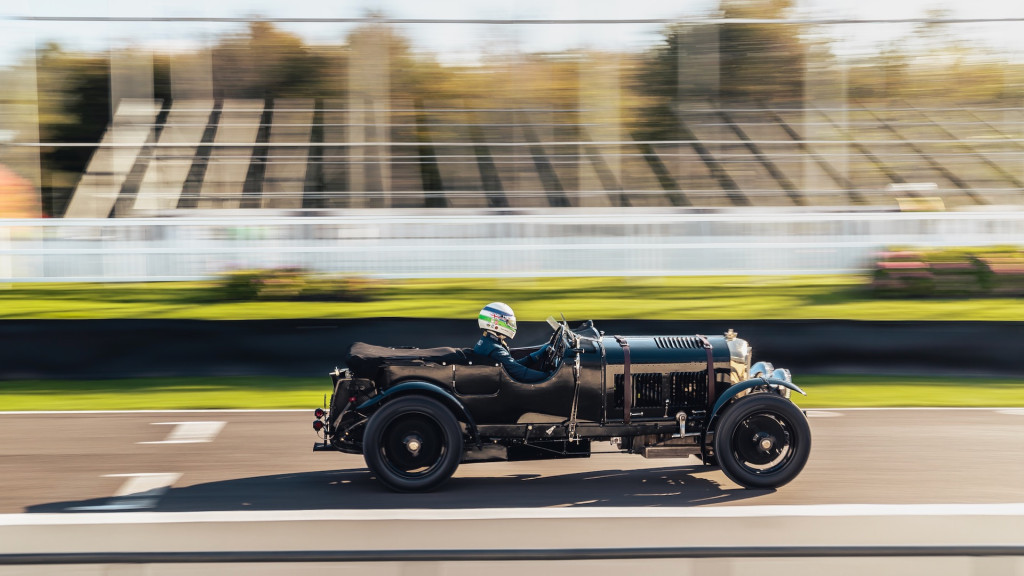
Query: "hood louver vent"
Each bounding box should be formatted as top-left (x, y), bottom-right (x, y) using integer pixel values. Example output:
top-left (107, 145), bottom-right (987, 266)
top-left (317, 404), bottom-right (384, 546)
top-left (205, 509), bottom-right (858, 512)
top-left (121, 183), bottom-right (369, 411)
top-left (654, 336), bottom-right (702, 349)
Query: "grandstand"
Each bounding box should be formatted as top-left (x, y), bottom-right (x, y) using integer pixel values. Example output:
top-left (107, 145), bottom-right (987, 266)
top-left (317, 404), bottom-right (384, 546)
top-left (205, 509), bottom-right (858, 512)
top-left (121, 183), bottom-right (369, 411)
top-left (64, 99), bottom-right (163, 218)
top-left (132, 100), bottom-right (214, 212)
top-left (66, 100), bottom-right (1024, 217)
top-left (261, 99), bottom-right (314, 210)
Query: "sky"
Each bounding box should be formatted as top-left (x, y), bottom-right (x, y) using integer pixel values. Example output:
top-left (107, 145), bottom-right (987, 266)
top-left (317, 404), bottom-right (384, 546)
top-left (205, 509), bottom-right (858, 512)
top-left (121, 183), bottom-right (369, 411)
top-left (2, 0), bottom-right (1024, 67)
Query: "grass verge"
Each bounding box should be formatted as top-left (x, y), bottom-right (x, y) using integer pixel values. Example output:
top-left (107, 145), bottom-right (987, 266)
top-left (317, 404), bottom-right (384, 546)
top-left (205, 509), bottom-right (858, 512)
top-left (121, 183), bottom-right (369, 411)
top-left (1, 375), bottom-right (1021, 412)
top-left (0, 377), bottom-right (329, 412)
top-left (2, 275), bottom-right (1024, 321)
top-left (797, 375), bottom-right (1024, 408)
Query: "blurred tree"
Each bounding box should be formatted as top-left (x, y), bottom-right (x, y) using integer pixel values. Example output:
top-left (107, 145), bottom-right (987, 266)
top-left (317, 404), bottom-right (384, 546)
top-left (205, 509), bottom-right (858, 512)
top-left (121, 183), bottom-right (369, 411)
top-left (35, 43), bottom-right (111, 216)
top-left (153, 54), bottom-right (172, 104)
top-left (846, 8), bottom-right (1022, 103)
top-left (631, 26), bottom-right (689, 140)
top-left (632, 0), bottom-right (808, 139)
top-left (848, 43), bottom-right (907, 100)
top-left (211, 22), bottom-right (337, 99)
top-left (346, 23), bottom-right (434, 102)
top-left (717, 0), bottom-right (805, 101)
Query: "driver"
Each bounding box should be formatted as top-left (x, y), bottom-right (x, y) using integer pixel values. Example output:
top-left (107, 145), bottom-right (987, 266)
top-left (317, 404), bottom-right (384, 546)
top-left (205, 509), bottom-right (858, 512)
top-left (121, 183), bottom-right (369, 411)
top-left (473, 302), bottom-right (552, 383)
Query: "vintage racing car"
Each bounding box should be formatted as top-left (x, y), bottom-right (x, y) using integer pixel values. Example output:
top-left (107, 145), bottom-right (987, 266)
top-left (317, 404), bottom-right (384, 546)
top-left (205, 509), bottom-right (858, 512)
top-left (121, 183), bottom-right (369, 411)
top-left (312, 317), bottom-right (810, 492)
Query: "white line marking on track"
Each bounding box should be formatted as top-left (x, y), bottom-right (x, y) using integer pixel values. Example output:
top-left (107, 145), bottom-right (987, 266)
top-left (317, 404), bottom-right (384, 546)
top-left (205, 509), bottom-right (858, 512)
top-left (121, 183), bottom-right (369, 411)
top-left (998, 409), bottom-right (1024, 416)
top-left (805, 410), bottom-right (842, 417)
top-left (138, 421), bottom-right (225, 444)
top-left (9, 503), bottom-right (1024, 525)
top-left (66, 473), bottom-right (182, 512)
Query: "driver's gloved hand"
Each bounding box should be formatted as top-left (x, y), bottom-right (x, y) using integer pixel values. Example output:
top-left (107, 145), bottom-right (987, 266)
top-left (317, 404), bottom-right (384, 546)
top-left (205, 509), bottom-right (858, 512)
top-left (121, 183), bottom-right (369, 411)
top-left (519, 344), bottom-right (549, 370)
top-left (526, 344), bottom-right (550, 363)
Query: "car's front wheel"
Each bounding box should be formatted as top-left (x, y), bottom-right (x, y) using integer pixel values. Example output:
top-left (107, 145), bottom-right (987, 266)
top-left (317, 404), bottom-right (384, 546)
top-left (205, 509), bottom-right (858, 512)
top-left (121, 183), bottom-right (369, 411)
top-left (712, 393), bottom-right (810, 489)
top-left (363, 395), bottom-right (464, 492)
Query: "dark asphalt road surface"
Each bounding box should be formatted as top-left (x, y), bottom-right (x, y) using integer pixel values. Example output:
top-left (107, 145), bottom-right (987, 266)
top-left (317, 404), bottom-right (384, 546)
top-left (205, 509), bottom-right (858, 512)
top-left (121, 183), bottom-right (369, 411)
top-left (3, 408), bottom-right (1024, 576)
top-left (2, 408), bottom-right (1024, 513)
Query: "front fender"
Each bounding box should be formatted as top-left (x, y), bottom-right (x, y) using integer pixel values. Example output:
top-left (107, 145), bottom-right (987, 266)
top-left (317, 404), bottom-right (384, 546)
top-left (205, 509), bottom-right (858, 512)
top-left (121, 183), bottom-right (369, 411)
top-left (356, 381), bottom-right (480, 447)
top-left (709, 378), bottom-right (806, 423)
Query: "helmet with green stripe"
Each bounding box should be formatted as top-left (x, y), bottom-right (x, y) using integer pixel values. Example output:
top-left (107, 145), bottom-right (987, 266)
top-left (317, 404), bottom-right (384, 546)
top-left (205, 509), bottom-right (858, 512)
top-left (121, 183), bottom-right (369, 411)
top-left (478, 302), bottom-right (517, 340)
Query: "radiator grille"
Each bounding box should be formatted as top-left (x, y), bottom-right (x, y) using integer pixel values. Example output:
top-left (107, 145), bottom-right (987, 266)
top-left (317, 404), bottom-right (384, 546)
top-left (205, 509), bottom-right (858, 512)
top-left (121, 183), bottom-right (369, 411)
top-left (654, 336), bottom-right (703, 349)
top-left (615, 370), bottom-right (729, 410)
top-left (633, 372), bottom-right (663, 408)
top-left (669, 371), bottom-right (708, 408)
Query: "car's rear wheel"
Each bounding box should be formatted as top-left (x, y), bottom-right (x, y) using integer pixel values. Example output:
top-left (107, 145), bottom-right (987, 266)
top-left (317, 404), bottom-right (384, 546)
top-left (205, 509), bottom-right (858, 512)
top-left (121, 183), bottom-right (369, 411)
top-left (713, 393), bottom-right (810, 489)
top-left (363, 396), bottom-right (463, 492)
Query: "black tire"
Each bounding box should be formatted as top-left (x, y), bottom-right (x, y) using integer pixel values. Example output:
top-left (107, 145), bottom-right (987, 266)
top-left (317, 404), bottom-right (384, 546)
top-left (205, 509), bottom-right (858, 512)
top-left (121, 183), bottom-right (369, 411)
top-left (712, 393), bottom-right (810, 489)
top-left (363, 396), bottom-right (464, 492)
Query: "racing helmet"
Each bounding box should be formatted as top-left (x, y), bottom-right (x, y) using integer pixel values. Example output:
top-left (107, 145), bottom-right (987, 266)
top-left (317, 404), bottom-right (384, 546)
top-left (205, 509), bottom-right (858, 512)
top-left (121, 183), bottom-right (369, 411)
top-left (478, 302), bottom-right (517, 340)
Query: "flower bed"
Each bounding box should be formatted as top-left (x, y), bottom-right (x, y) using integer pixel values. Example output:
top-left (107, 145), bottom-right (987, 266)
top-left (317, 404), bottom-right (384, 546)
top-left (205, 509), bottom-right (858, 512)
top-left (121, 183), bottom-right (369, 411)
top-left (871, 246), bottom-right (1024, 297)
top-left (212, 268), bottom-right (376, 302)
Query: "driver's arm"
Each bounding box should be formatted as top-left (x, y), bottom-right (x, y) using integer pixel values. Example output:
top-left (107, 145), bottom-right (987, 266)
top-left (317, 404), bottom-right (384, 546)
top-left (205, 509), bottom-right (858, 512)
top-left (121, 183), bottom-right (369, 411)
top-left (485, 345), bottom-right (549, 383)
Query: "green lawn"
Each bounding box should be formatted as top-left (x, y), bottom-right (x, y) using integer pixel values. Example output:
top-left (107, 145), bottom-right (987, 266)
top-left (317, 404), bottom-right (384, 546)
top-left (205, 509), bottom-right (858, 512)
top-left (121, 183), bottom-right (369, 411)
top-left (1, 275), bottom-right (1022, 321)
top-left (796, 375), bottom-right (1024, 408)
top-left (0, 377), bottom-right (328, 411)
top-left (2, 375), bottom-right (1021, 412)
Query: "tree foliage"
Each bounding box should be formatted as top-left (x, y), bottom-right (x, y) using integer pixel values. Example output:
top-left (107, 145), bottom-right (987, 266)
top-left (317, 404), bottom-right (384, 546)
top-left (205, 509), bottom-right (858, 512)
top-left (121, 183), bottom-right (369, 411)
top-left (631, 0), bottom-right (808, 138)
top-left (717, 0), bottom-right (805, 101)
top-left (34, 44), bottom-right (112, 214)
top-left (211, 22), bottom-right (339, 99)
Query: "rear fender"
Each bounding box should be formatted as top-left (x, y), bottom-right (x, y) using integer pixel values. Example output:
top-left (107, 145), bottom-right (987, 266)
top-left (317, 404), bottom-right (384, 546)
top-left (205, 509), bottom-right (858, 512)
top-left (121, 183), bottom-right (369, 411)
top-left (356, 381), bottom-right (480, 447)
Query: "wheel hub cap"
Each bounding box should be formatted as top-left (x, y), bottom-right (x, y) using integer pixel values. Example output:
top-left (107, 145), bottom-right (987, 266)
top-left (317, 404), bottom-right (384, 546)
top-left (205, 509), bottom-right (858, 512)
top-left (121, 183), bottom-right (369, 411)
top-left (404, 435), bottom-right (423, 456)
top-left (734, 414), bottom-right (788, 466)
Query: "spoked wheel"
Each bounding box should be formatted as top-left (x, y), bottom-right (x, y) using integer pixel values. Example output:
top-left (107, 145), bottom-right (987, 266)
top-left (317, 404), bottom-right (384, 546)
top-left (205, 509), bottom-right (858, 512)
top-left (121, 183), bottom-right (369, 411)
top-left (712, 393), bottom-right (810, 489)
top-left (363, 396), bottom-right (464, 492)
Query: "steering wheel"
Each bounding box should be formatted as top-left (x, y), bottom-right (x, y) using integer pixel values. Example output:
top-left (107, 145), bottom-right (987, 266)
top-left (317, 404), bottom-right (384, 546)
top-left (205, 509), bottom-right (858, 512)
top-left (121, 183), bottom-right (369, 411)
top-left (541, 321), bottom-right (568, 373)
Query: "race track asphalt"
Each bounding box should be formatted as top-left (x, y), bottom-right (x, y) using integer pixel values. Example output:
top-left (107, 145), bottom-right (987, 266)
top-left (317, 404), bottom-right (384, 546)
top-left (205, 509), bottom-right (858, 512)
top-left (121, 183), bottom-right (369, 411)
top-left (3, 408), bottom-right (1023, 513)
top-left (2, 408), bottom-right (1024, 575)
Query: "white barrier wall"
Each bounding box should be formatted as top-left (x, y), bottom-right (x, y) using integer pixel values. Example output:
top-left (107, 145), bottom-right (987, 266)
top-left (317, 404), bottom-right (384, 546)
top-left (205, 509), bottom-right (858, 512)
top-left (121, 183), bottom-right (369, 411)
top-left (1, 209), bottom-right (1023, 281)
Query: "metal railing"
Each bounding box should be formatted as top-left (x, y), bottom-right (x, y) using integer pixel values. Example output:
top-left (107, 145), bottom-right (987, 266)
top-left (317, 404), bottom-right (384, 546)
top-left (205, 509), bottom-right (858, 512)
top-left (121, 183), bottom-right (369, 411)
top-left (3, 545), bottom-right (1024, 564)
top-left (2, 209), bottom-right (1023, 281)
